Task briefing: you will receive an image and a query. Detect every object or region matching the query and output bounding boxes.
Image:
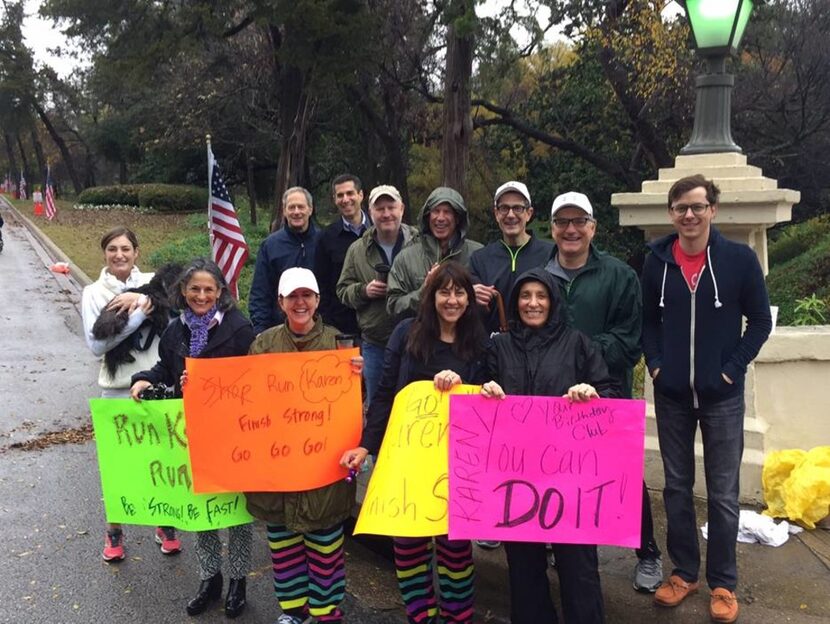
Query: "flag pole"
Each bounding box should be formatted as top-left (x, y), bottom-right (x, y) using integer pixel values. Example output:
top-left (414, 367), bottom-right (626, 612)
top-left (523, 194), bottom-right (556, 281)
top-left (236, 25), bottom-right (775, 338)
top-left (206, 134), bottom-right (213, 234)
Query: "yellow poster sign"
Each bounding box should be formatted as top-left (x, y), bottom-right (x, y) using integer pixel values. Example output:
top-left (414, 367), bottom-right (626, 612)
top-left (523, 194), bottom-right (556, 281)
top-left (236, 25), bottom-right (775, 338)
top-left (354, 380), bottom-right (479, 537)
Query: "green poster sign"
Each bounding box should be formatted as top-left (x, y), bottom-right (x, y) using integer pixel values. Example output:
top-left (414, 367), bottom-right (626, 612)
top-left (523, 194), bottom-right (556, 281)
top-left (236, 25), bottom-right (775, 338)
top-left (90, 398), bottom-right (254, 531)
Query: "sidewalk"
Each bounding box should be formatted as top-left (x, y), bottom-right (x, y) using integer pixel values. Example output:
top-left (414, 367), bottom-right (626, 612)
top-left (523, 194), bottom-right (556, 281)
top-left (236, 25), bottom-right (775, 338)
top-left (470, 495), bottom-right (830, 623)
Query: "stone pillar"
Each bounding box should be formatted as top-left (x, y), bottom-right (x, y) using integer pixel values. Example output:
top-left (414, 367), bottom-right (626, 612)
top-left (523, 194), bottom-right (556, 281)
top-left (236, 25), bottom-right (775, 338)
top-left (611, 152), bottom-right (800, 502)
top-left (612, 152), bottom-right (799, 274)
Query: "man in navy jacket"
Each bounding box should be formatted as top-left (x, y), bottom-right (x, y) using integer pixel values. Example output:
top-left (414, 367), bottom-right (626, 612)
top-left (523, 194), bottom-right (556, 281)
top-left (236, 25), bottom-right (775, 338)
top-left (314, 174), bottom-right (369, 335)
top-left (248, 186), bottom-right (319, 335)
top-left (642, 175), bottom-right (772, 624)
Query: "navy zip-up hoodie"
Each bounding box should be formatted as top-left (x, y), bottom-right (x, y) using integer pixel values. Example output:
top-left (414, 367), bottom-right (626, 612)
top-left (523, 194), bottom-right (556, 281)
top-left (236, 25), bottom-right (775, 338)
top-left (641, 227), bottom-right (772, 408)
top-left (248, 221), bottom-right (319, 335)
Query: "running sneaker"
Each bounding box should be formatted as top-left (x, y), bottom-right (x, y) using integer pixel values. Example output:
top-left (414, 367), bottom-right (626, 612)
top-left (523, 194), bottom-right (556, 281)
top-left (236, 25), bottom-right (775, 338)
top-left (633, 555), bottom-right (663, 593)
top-left (474, 540), bottom-right (501, 550)
top-left (102, 530), bottom-right (126, 562)
top-left (155, 526), bottom-right (182, 555)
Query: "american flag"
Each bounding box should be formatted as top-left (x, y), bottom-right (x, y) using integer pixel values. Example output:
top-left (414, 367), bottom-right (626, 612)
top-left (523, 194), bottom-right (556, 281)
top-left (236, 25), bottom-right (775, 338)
top-left (208, 145), bottom-right (248, 299)
top-left (45, 167), bottom-right (57, 221)
top-left (19, 172), bottom-right (27, 200)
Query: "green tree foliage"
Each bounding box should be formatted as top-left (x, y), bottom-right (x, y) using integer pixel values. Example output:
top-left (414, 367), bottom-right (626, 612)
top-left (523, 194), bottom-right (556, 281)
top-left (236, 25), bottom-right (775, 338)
top-left (735, 0), bottom-right (830, 218)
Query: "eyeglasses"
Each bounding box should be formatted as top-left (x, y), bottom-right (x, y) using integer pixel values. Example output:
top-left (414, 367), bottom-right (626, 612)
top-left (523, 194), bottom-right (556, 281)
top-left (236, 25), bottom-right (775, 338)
top-left (670, 203), bottom-right (710, 216)
top-left (495, 203), bottom-right (530, 215)
top-left (552, 216), bottom-right (594, 229)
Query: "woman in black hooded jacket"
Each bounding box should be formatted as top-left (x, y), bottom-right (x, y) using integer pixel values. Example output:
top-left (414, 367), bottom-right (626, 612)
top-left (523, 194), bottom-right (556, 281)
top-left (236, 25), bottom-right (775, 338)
top-left (480, 267), bottom-right (619, 624)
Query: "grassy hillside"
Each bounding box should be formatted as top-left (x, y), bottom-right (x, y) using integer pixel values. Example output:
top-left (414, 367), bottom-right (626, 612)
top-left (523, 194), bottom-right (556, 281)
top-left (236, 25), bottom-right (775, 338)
top-left (767, 216), bottom-right (830, 325)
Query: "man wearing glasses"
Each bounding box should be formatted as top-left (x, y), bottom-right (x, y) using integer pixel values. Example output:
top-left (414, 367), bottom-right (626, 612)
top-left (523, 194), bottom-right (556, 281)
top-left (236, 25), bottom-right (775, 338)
top-left (642, 175), bottom-right (772, 623)
top-left (469, 181), bottom-right (554, 336)
top-left (545, 191), bottom-right (664, 595)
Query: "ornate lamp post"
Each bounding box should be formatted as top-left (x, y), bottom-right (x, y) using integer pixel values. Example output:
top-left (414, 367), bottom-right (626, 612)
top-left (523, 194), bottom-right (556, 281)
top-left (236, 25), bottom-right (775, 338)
top-left (679, 0), bottom-right (759, 155)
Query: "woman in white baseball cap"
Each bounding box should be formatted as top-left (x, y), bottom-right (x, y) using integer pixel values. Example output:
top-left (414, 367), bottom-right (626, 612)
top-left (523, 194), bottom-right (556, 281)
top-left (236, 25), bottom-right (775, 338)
top-left (244, 267), bottom-right (363, 624)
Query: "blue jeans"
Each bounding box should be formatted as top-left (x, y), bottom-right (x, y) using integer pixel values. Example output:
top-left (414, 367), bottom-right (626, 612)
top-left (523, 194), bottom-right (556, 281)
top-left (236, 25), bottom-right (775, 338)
top-left (654, 390), bottom-right (744, 591)
top-left (361, 341), bottom-right (385, 404)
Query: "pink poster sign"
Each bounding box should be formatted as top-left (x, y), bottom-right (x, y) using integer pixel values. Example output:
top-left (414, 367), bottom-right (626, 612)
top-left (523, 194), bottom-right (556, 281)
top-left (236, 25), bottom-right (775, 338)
top-left (448, 395), bottom-right (645, 547)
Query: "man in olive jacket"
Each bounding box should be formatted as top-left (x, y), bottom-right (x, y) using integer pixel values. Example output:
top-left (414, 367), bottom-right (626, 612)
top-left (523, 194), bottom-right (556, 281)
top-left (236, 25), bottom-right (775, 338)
top-left (386, 186), bottom-right (482, 320)
top-left (545, 191), bottom-right (662, 593)
top-left (336, 185), bottom-right (419, 402)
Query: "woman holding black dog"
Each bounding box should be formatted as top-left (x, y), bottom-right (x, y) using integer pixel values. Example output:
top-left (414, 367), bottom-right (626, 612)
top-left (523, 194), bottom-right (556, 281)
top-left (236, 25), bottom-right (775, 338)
top-left (81, 226), bottom-right (182, 561)
top-left (130, 258), bottom-right (256, 619)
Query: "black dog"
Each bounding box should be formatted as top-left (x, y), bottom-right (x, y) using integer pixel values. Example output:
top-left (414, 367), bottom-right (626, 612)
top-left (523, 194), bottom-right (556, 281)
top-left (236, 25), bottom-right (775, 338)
top-left (92, 263), bottom-right (183, 378)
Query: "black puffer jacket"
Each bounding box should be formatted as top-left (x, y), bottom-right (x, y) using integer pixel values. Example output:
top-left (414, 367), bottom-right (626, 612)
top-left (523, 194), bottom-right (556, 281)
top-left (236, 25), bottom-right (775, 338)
top-left (131, 308), bottom-right (256, 396)
top-left (487, 268), bottom-right (619, 398)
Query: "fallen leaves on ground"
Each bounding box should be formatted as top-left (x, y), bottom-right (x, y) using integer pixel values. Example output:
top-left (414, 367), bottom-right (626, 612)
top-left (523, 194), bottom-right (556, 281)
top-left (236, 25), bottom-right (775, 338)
top-left (2, 423), bottom-right (93, 453)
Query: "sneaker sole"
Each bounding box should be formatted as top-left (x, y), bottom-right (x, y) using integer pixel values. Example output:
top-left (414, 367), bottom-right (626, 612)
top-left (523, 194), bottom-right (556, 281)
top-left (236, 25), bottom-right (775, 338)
top-left (154, 535), bottom-right (182, 555)
top-left (102, 553), bottom-right (126, 563)
top-left (633, 580), bottom-right (661, 593)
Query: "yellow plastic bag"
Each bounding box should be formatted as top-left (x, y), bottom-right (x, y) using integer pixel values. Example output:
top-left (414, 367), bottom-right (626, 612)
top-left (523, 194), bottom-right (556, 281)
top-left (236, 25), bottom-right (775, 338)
top-left (763, 446), bottom-right (830, 529)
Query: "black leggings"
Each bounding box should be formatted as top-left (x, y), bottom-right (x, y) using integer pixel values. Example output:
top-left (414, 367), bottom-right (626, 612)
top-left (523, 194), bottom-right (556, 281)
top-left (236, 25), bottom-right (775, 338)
top-left (505, 541), bottom-right (605, 624)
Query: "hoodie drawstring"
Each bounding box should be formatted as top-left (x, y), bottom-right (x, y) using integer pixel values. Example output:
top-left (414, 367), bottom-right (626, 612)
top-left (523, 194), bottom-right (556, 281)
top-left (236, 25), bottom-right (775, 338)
top-left (707, 246), bottom-right (723, 309)
top-left (660, 248), bottom-right (722, 309)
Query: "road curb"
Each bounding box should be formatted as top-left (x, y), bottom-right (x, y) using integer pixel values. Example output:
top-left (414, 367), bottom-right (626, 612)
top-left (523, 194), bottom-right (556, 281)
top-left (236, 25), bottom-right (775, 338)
top-left (0, 195), bottom-right (93, 287)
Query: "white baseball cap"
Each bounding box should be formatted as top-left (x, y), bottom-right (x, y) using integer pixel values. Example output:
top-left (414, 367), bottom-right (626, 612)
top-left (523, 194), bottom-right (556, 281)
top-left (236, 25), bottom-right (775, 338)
top-left (278, 267), bottom-right (319, 297)
top-left (368, 185), bottom-right (403, 208)
top-left (494, 181), bottom-right (532, 206)
top-left (551, 191), bottom-right (594, 218)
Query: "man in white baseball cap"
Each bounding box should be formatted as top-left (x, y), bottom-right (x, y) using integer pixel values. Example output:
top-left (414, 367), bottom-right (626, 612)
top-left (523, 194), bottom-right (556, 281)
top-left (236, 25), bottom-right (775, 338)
top-left (337, 184), bottom-right (419, 402)
top-left (546, 190), bottom-right (662, 593)
top-left (469, 181), bottom-right (554, 337)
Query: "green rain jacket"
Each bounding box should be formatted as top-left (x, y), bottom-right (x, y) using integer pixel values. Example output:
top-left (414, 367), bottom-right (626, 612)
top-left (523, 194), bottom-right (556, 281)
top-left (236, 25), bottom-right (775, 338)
top-left (386, 187), bottom-right (483, 320)
top-left (336, 223), bottom-right (420, 347)
top-left (545, 244), bottom-right (642, 398)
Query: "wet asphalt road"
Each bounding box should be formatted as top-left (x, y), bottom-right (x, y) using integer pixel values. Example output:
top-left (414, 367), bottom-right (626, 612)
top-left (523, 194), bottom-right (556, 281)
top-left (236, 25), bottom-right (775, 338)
top-left (0, 205), bottom-right (407, 624)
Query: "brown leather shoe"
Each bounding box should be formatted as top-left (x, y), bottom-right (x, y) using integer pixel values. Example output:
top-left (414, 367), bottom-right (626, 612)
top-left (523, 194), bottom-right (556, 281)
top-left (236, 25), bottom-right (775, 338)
top-left (654, 574), bottom-right (700, 607)
top-left (710, 588), bottom-right (739, 623)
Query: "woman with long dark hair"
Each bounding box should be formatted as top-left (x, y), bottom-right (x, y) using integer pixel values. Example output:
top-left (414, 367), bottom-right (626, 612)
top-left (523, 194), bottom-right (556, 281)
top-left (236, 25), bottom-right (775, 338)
top-left (130, 258), bottom-right (256, 619)
top-left (341, 261), bottom-right (488, 624)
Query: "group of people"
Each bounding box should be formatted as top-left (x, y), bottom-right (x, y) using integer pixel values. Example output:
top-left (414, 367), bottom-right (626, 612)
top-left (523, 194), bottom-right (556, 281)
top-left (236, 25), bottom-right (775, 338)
top-left (81, 171), bottom-right (771, 624)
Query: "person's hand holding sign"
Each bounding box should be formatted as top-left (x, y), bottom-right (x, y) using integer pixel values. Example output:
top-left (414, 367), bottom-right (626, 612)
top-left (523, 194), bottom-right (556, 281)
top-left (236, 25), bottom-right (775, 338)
top-left (566, 383), bottom-right (598, 402)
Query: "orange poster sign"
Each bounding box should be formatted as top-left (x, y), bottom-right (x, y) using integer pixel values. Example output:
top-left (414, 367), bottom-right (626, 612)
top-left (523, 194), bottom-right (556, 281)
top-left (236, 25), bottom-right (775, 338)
top-left (183, 348), bottom-right (362, 493)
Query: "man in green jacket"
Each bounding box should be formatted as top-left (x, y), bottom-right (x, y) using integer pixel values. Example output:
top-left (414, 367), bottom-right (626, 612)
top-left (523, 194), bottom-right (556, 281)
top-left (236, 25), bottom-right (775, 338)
top-left (386, 186), bottom-right (483, 320)
top-left (545, 191), bottom-right (663, 593)
top-left (337, 185), bottom-right (419, 401)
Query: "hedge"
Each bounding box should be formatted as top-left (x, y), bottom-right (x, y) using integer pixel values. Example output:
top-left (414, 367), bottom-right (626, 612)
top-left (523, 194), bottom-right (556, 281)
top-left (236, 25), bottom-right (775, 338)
top-left (77, 184), bottom-right (142, 206)
top-left (768, 215), bottom-right (830, 266)
top-left (138, 184), bottom-right (208, 213)
top-left (77, 184), bottom-right (208, 213)
top-left (767, 233), bottom-right (830, 325)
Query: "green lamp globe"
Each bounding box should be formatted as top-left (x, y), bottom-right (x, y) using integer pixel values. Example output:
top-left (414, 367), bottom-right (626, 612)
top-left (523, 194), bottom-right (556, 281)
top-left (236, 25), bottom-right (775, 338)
top-left (682, 0), bottom-right (756, 56)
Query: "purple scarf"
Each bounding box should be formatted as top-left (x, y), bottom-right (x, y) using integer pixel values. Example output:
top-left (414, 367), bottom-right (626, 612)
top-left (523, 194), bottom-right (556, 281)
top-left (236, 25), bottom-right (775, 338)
top-left (184, 305), bottom-right (218, 357)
